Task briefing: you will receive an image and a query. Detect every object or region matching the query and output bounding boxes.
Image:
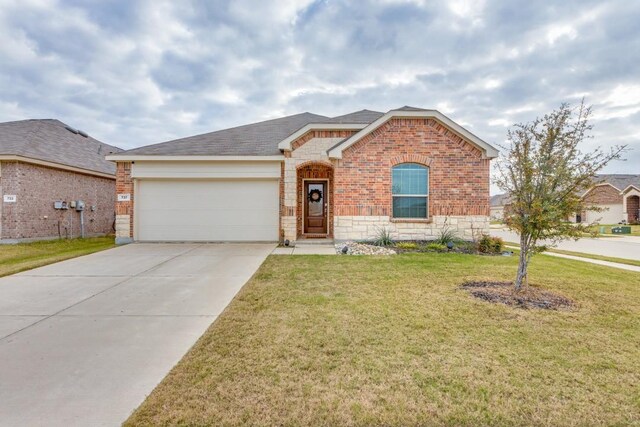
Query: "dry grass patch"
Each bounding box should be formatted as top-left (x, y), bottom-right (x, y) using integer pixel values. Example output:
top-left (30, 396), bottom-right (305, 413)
top-left (126, 253), bottom-right (640, 426)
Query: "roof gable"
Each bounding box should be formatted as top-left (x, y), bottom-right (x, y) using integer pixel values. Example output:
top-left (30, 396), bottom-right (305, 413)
top-left (327, 109), bottom-right (499, 159)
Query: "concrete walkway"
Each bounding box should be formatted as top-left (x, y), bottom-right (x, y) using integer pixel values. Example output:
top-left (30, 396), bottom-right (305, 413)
top-left (0, 243), bottom-right (274, 427)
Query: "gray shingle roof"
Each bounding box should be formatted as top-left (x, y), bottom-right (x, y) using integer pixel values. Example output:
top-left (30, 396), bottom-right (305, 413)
top-left (594, 174), bottom-right (640, 191)
top-left (0, 119), bottom-right (122, 175)
top-left (114, 107), bottom-right (476, 158)
top-left (326, 109), bottom-right (384, 123)
top-left (393, 105), bottom-right (431, 112)
top-left (490, 193), bottom-right (511, 207)
top-left (119, 112), bottom-right (330, 156)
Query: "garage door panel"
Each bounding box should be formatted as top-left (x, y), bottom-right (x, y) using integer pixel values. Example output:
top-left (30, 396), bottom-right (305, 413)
top-left (585, 204), bottom-right (624, 224)
top-left (136, 180), bottom-right (279, 241)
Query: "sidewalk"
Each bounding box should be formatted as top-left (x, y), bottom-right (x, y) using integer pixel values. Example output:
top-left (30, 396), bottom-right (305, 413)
top-left (272, 245), bottom-right (336, 255)
top-left (505, 245), bottom-right (640, 273)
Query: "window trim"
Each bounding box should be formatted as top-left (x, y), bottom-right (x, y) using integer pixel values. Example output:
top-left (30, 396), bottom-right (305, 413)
top-left (391, 163), bottom-right (429, 219)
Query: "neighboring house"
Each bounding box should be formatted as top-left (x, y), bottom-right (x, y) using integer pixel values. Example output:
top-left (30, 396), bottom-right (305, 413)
top-left (107, 107), bottom-right (498, 244)
top-left (0, 119), bottom-right (122, 242)
top-left (490, 193), bottom-right (511, 220)
top-left (575, 174), bottom-right (640, 224)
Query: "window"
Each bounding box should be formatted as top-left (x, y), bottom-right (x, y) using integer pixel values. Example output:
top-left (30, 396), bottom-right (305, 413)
top-left (392, 163), bottom-right (428, 218)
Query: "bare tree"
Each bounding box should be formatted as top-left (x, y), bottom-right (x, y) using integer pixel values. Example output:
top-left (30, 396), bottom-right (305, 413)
top-left (495, 101), bottom-right (626, 290)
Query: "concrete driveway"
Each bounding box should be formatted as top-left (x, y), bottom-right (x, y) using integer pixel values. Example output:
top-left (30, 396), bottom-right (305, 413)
top-left (0, 243), bottom-right (274, 427)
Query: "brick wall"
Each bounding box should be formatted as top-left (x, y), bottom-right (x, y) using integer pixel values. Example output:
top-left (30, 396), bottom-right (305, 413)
top-left (0, 161), bottom-right (116, 240)
top-left (582, 185), bottom-right (623, 205)
top-left (114, 162), bottom-right (134, 242)
top-left (334, 118), bottom-right (490, 217)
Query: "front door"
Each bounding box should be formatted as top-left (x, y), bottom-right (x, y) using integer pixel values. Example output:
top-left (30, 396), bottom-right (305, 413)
top-left (304, 181), bottom-right (328, 234)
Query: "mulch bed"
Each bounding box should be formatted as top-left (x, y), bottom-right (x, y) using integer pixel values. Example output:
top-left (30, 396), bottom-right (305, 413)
top-left (460, 281), bottom-right (575, 310)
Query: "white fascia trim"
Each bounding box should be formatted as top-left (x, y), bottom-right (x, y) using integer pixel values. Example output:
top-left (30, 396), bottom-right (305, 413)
top-left (0, 155), bottom-right (115, 179)
top-left (621, 184), bottom-right (640, 194)
top-left (327, 110), bottom-right (500, 159)
top-left (105, 155), bottom-right (285, 162)
top-left (277, 123), bottom-right (367, 151)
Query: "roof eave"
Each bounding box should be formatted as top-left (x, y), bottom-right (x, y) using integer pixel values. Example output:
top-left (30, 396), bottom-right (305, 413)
top-left (106, 155), bottom-right (285, 162)
top-left (327, 110), bottom-right (499, 160)
top-left (0, 155), bottom-right (115, 179)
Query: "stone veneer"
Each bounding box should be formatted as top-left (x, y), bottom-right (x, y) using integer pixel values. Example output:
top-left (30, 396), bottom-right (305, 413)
top-left (281, 130), bottom-right (357, 242)
top-left (334, 215), bottom-right (489, 241)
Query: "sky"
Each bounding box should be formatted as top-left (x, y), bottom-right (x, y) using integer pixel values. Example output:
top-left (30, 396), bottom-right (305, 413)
top-left (0, 0), bottom-right (638, 193)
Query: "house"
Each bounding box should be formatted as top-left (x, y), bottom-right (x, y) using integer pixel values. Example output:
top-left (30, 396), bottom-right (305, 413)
top-left (490, 193), bottom-right (510, 221)
top-left (106, 107), bottom-right (498, 244)
top-left (575, 174), bottom-right (640, 224)
top-left (0, 119), bottom-right (122, 242)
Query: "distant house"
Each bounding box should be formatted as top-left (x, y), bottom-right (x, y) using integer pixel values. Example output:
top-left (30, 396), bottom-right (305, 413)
top-left (0, 119), bottom-right (122, 242)
top-left (490, 193), bottom-right (510, 220)
top-left (575, 174), bottom-right (640, 224)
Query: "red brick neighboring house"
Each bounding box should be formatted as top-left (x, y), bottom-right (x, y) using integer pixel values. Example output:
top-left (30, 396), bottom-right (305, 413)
top-left (575, 174), bottom-right (640, 224)
top-left (0, 119), bottom-right (122, 242)
top-left (107, 107), bottom-right (498, 244)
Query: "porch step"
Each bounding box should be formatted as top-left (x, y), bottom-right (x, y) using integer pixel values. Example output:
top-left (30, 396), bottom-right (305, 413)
top-left (295, 239), bottom-right (335, 246)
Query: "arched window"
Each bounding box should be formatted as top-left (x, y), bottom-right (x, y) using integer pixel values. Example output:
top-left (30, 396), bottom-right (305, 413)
top-left (392, 163), bottom-right (429, 218)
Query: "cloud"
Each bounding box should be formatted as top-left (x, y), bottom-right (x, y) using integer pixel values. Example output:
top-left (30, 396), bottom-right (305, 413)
top-left (0, 0), bottom-right (638, 188)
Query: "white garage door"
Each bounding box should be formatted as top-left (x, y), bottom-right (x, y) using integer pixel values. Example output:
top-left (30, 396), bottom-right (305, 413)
top-left (585, 204), bottom-right (625, 225)
top-left (136, 179), bottom-right (279, 241)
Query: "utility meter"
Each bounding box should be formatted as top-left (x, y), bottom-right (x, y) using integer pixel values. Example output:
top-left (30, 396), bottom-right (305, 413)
top-left (75, 200), bottom-right (85, 211)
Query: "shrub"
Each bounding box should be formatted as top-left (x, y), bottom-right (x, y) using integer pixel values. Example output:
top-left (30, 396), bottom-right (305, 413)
top-left (477, 234), bottom-right (504, 254)
top-left (372, 227), bottom-right (393, 247)
top-left (395, 241), bottom-right (418, 250)
top-left (433, 228), bottom-right (458, 246)
top-left (425, 243), bottom-right (447, 252)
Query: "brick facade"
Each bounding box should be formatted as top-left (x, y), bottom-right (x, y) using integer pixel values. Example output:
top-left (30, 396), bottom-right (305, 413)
top-left (281, 117), bottom-right (491, 242)
top-left (118, 118), bottom-right (492, 243)
top-left (114, 162), bottom-right (134, 243)
top-left (0, 161), bottom-right (116, 241)
top-left (334, 118), bottom-right (489, 217)
top-left (583, 184), bottom-right (622, 205)
top-left (627, 195), bottom-right (640, 224)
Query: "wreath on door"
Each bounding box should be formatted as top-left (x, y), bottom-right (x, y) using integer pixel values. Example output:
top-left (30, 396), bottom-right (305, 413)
top-left (308, 189), bottom-right (323, 202)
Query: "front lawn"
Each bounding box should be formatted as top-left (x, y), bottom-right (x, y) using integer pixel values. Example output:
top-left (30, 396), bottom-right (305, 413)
top-left (0, 237), bottom-right (115, 277)
top-left (126, 253), bottom-right (640, 426)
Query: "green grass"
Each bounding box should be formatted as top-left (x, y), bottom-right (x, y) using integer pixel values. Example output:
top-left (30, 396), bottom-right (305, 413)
top-left (0, 237), bottom-right (115, 277)
top-left (126, 253), bottom-right (640, 426)
top-left (504, 242), bottom-right (640, 268)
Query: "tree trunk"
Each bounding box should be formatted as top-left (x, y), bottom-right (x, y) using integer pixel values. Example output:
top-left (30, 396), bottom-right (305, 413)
top-left (515, 234), bottom-right (529, 291)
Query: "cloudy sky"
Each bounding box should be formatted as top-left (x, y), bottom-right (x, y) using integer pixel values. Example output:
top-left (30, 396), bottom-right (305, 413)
top-left (1, 0), bottom-right (638, 187)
